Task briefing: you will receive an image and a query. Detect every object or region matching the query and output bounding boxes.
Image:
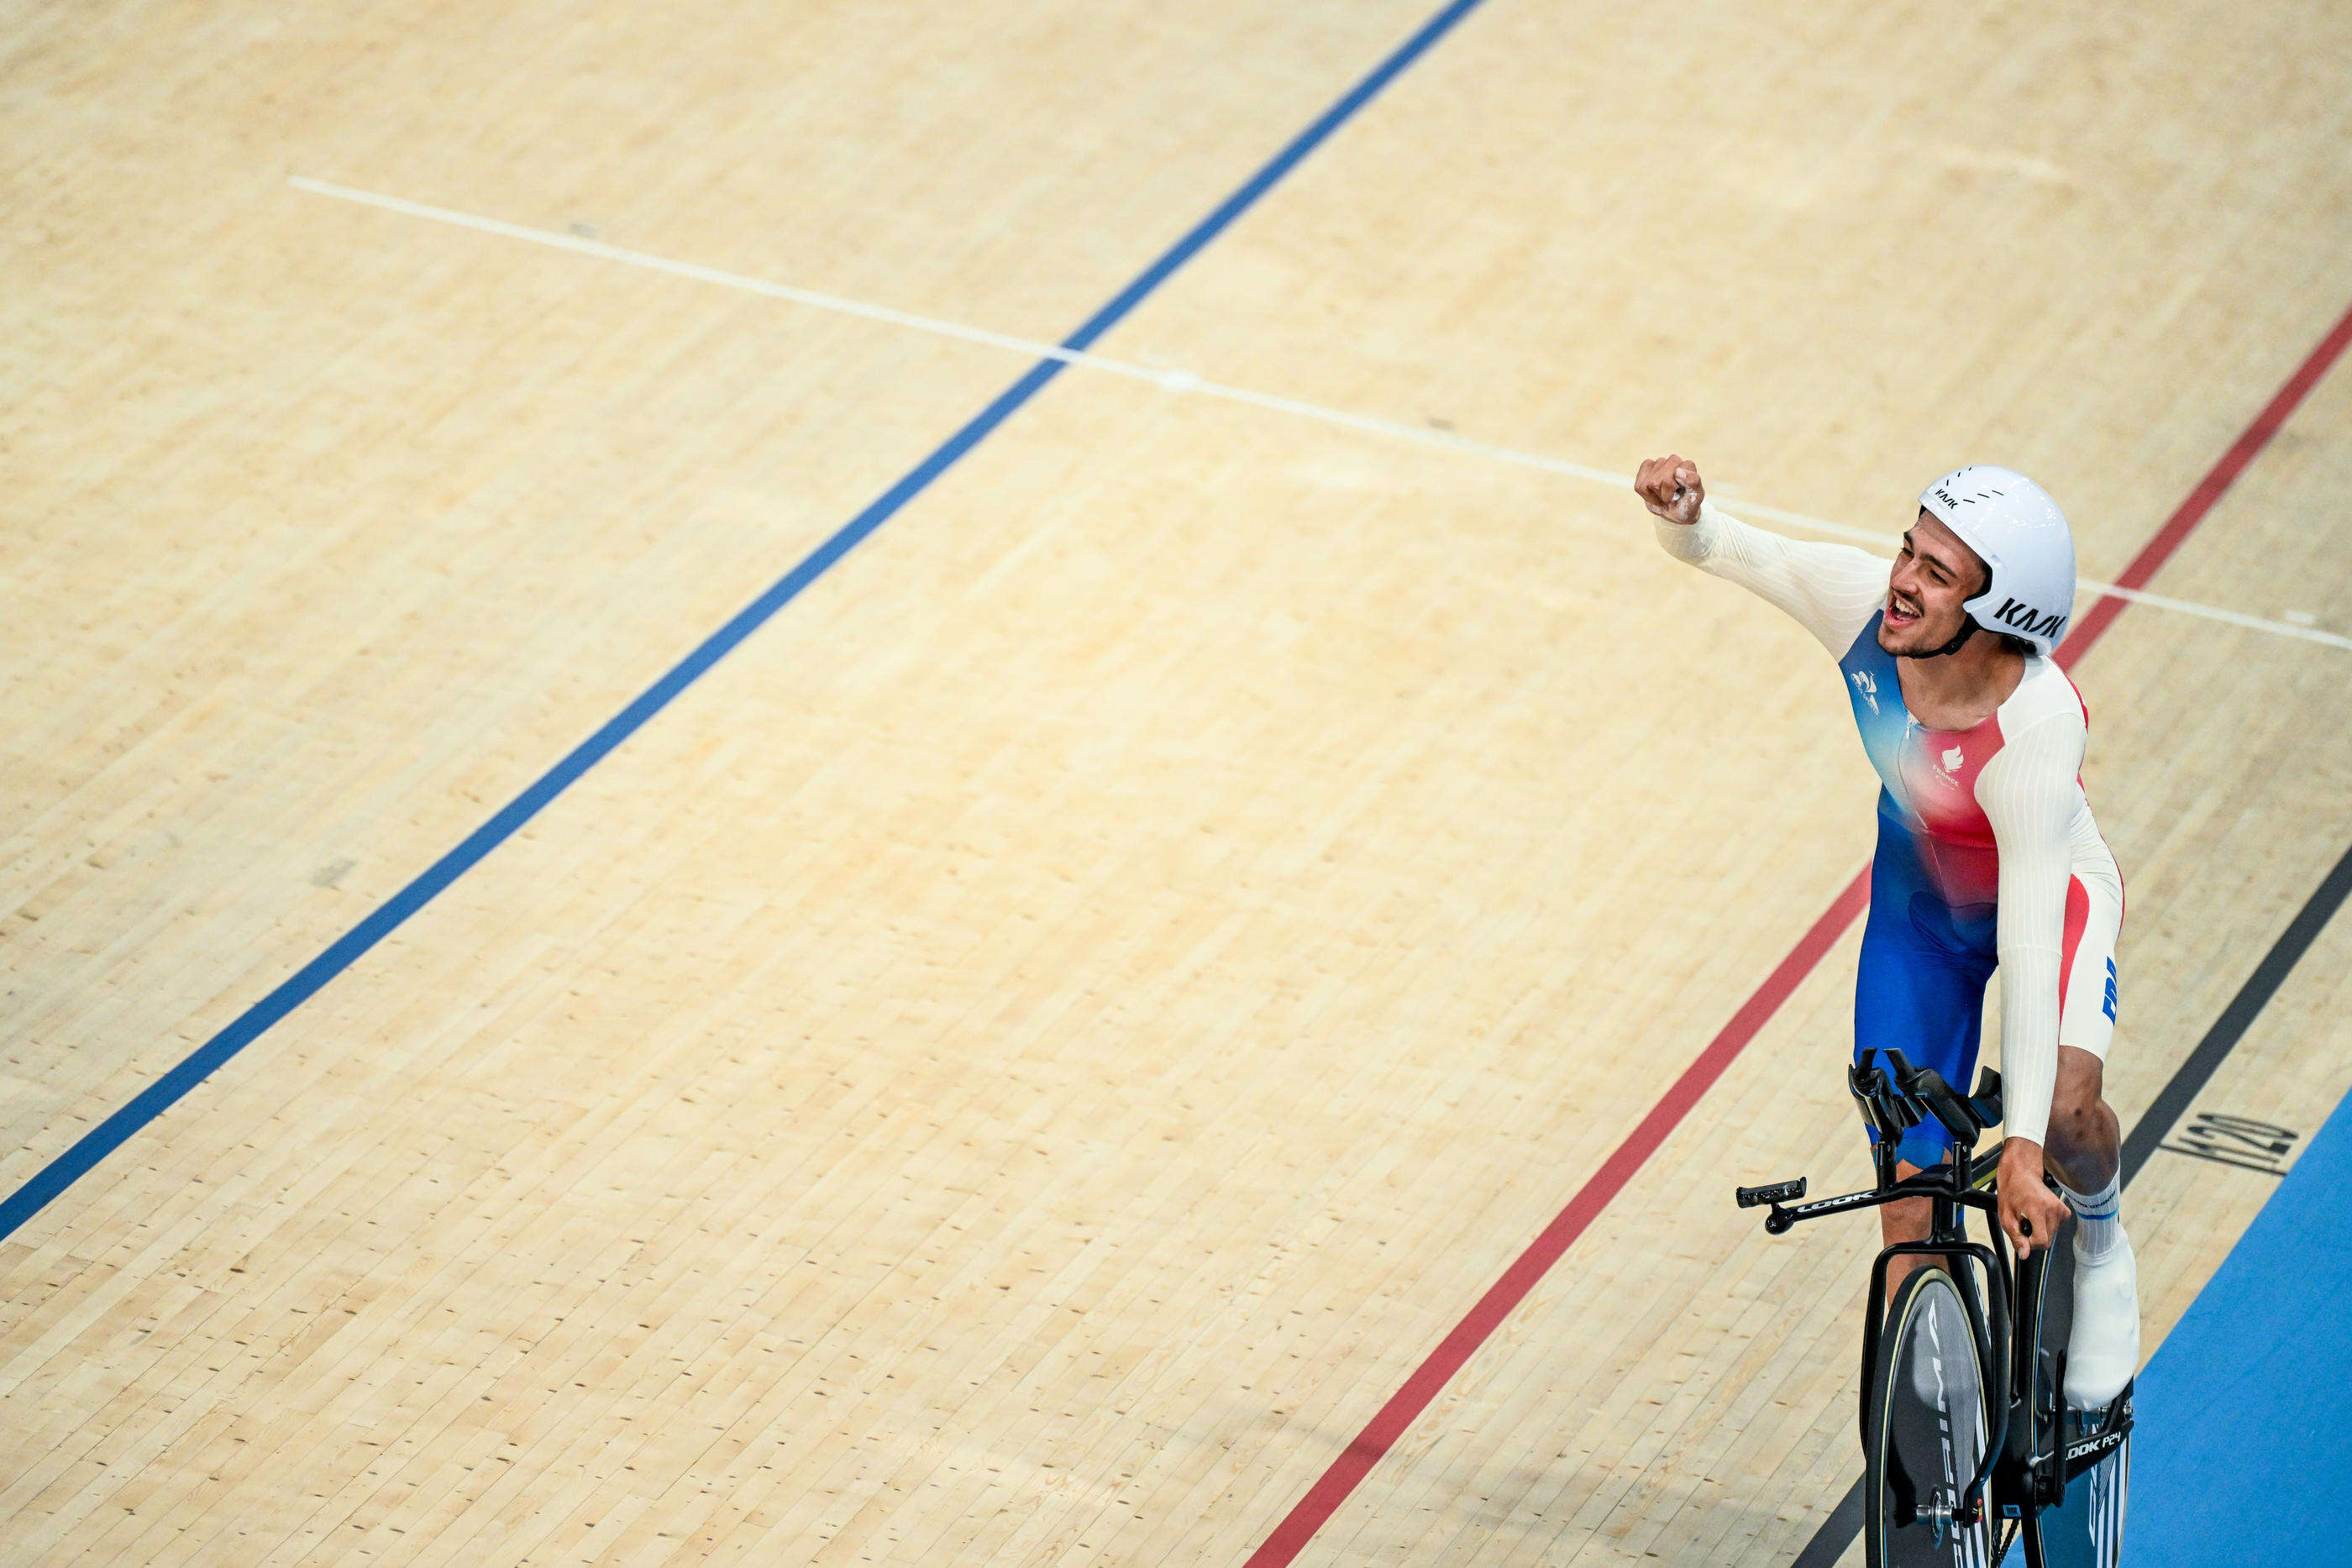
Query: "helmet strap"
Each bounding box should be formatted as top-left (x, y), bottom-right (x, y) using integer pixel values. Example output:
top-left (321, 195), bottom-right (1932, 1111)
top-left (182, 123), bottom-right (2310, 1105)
top-left (1898, 615), bottom-right (1979, 660)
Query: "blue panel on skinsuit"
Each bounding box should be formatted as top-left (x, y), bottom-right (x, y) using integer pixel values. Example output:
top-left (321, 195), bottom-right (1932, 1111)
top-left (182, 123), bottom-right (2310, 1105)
top-left (2129, 1083), bottom-right (2352, 1565)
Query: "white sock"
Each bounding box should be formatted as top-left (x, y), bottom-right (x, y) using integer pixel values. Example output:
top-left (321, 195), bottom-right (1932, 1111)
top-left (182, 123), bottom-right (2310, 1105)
top-left (2060, 1172), bottom-right (2124, 1261)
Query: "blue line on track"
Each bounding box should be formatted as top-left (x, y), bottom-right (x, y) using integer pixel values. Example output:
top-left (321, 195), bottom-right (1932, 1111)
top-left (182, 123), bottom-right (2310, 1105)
top-left (0, 0), bottom-right (1494, 1245)
top-left (2129, 1079), bottom-right (2352, 1564)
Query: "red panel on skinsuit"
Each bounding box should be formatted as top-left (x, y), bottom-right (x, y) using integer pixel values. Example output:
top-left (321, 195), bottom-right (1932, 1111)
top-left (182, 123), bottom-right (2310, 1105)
top-left (1903, 712), bottom-right (2004, 910)
top-left (2059, 874), bottom-right (2091, 1023)
top-left (1904, 712), bottom-right (2003, 847)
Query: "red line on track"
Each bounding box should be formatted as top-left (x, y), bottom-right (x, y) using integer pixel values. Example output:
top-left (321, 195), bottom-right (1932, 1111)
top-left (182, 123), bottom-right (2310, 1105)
top-left (2062, 301), bottom-right (2352, 661)
top-left (1242, 296), bottom-right (2352, 1568)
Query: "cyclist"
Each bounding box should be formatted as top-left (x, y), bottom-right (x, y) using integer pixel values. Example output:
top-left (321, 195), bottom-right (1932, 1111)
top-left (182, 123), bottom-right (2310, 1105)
top-left (1635, 455), bottom-right (2138, 1410)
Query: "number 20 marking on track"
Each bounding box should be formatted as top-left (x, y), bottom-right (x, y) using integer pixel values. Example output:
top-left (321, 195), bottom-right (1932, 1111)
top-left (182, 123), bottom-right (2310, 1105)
top-left (2160, 1111), bottom-right (2302, 1177)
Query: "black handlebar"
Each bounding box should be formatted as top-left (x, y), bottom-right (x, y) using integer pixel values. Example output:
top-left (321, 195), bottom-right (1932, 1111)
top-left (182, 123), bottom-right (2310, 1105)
top-left (1736, 1055), bottom-right (2013, 1235)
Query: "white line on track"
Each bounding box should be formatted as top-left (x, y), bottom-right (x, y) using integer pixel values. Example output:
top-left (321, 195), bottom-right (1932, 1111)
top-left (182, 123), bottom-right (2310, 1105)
top-left (288, 175), bottom-right (2352, 654)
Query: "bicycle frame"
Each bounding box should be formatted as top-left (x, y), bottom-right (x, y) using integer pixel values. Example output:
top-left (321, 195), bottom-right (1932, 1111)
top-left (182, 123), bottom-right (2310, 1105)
top-left (1734, 1050), bottom-right (2133, 1544)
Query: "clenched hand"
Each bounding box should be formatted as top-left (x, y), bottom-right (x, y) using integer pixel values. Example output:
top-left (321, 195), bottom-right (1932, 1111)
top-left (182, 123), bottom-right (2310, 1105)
top-left (1634, 454), bottom-right (1705, 526)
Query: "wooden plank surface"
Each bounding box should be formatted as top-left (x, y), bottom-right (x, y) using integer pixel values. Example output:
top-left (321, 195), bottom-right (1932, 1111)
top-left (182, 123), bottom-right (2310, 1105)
top-left (3, 0), bottom-right (2347, 1563)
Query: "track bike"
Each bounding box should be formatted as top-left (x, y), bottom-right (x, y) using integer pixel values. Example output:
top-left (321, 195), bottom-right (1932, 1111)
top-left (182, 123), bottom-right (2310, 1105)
top-left (1735, 1051), bottom-right (2132, 1567)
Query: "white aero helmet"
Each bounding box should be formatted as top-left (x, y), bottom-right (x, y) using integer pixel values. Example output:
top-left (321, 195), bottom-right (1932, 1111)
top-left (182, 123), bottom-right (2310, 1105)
top-left (1918, 465), bottom-right (2077, 657)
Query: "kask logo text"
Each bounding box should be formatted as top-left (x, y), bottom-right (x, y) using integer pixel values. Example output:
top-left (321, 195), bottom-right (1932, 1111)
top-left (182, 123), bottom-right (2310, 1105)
top-left (1991, 595), bottom-right (2068, 641)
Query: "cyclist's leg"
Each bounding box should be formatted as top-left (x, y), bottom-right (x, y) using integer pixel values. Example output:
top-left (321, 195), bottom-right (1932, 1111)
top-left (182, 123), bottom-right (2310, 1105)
top-left (1855, 821), bottom-right (1997, 1298)
top-left (2047, 1046), bottom-right (2120, 1189)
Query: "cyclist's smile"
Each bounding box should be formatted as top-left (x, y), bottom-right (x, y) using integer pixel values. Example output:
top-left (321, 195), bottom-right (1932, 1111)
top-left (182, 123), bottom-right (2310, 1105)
top-left (1877, 509), bottom-right (1987, 656)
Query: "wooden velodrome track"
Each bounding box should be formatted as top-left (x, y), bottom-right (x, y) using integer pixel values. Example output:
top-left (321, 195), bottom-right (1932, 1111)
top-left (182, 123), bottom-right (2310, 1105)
top-left (5, 1), bottom-right (2350, 1563)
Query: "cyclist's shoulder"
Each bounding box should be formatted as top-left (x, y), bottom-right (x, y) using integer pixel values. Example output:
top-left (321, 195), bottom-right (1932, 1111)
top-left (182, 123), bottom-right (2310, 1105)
top-left (1995, 655), bottom-right (2091, 741)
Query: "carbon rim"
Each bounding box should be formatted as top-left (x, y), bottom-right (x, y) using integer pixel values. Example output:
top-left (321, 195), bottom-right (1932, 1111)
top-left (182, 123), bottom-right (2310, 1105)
top-left (1867, 1266), bottom-right (1993, 1567)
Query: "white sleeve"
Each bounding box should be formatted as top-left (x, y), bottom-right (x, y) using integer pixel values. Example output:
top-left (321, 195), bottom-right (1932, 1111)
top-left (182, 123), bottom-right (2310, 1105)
top-left (1975, 711), bottom-right (2086, 1147)
top-left (1652, 501), bottom-right (1889, 657)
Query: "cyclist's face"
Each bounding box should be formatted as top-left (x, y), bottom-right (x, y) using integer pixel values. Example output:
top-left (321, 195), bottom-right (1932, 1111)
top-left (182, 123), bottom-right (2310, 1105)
top-left (1880, 511), bottom-right (1987, 655)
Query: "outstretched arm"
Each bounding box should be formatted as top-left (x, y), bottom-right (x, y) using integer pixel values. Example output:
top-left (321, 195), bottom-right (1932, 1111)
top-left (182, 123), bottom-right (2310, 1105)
top-left (1634, 455), bottom-right (1890, 658)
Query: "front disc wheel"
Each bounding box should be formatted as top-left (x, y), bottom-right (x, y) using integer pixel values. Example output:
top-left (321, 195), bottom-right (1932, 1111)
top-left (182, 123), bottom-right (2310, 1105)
top-left (1866, 1265), bottom-right (1994, 1567)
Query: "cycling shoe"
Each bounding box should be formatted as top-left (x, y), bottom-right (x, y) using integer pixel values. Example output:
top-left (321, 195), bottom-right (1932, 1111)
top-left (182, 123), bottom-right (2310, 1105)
top-left (2065, 1232), bottom-right (2141, 1409)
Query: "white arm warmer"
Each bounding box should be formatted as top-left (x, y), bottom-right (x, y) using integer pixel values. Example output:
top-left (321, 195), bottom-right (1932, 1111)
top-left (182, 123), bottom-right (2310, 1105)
top-left (1975, 712), bottom-right (2087, 1146)
top-left (1652, 502), bottom-right (1891, 656)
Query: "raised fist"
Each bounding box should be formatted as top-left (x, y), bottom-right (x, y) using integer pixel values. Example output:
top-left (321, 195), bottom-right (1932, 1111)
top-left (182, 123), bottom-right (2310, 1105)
top-left (1634, 454), bottom-right (1705, 526)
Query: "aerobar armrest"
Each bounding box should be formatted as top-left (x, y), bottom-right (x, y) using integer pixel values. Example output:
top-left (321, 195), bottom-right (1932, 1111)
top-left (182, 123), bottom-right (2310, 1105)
top-left (1899, 1062), bottom-right (1987, 1148)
